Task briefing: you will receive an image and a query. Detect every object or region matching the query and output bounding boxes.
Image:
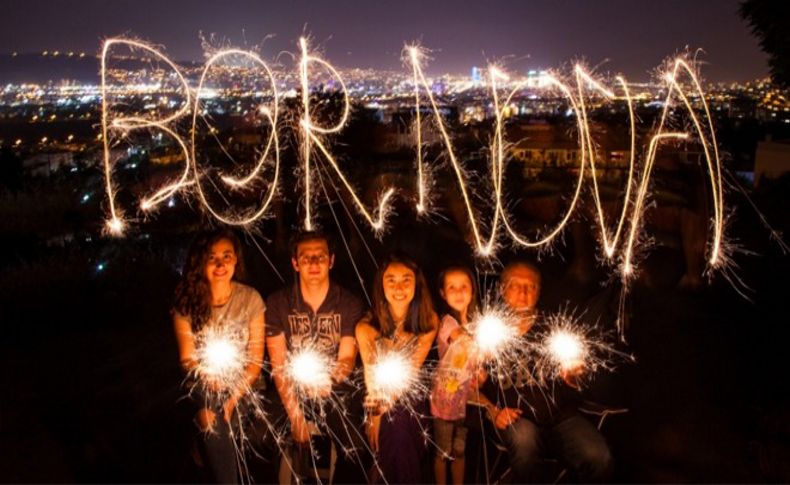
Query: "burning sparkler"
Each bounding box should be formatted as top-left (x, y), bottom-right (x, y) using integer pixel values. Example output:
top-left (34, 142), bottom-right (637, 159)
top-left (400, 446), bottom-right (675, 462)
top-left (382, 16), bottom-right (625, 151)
top-left (468, 306), bottom-right (521, 362)
top-left (284, 345), bottom-right (334, 399)
top-left (192, 324), bottom-right (249, 396)
top-left (532, 309), bottom-right (633, 387)
top-left (368, 344), bottom-right (421, 409)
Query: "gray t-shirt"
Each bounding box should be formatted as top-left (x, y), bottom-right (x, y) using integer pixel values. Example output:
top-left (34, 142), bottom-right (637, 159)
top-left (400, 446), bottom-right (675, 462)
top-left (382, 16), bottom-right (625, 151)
top-left (178, 282), bottom-right (265, 339)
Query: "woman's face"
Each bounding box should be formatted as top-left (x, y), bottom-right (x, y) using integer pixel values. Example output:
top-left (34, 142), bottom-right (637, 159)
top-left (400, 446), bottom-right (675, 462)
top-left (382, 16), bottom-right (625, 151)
top-left (441, 270), bottom-right (473, 317)
top-left (205, 238), bottom-right (237, 285)
top-left (382, 262), bottom-right (416, 315)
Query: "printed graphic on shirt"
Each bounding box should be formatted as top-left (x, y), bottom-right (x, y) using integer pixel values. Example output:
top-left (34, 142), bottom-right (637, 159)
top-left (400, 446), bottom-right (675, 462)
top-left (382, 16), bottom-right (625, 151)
top-left (431, 336), bottom-right (479, 420)
top-left (287, 313), bottom-right (341, 354)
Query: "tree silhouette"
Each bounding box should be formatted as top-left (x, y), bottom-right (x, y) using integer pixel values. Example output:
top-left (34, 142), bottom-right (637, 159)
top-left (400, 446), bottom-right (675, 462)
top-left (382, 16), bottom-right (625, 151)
top-left (740, 0), bottom-right (790, 88)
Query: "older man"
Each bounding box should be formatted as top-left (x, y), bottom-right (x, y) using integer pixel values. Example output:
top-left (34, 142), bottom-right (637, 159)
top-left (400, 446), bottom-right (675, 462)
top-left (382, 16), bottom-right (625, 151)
top-left (474, 261), bottom-right (613, 482)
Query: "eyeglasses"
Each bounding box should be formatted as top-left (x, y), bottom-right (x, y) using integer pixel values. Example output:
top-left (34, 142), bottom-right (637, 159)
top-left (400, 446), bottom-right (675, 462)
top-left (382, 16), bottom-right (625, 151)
top-left (298, 254), bottom-right (329, 266)
top-left (504, 281), bottom-right (539, 294)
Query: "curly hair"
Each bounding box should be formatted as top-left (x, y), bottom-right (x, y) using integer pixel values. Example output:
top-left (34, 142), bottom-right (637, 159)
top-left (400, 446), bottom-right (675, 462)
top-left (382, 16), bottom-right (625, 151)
top-left (371, 252), bottom-right (436, 338)
top-left (173, 229), bottom-right (246, 329)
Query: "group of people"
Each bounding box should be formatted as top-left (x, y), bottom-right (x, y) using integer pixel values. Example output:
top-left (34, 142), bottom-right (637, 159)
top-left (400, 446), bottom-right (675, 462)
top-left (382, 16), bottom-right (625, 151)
top-left (173, 228), bottom-right (612, 484)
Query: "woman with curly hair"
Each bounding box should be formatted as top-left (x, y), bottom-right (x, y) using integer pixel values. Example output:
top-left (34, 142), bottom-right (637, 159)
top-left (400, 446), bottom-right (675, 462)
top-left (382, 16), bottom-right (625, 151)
top-left (172, 229), bottom-right (265, 483)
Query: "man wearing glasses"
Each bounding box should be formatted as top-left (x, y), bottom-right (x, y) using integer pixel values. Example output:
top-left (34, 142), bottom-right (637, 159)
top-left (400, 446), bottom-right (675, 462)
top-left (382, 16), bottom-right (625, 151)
top-left (265, 231), bottom-right (368, 483)
top-left (474, 261), bottom-right (612, 482)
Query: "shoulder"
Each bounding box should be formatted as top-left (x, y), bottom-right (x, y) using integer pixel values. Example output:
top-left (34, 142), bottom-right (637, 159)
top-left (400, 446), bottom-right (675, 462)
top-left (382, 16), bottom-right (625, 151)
top-left (333, 283), bottom-right (364, 307)
top-left (429, 311), bottom-right (440, 330)
top-left (264, 286), bottom-right (291, 309)
top-left (233, 282), bottom-right (265, 309)
top-left (355, 314), bottom-right (379, 337)
top-left (440, 314), bottom-right (459, 327)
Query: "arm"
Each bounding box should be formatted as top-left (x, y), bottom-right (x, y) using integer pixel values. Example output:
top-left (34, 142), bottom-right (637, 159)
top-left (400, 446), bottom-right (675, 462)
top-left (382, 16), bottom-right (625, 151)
top-left (355, 317), bottom-right (382, 450)
top-left (409, 313), bottom-right (439, 369)
top-left (266, 333), bottom-right (309, 443)
top-left (224, 311), bottom-right (265, 418)
top-left (173, 313), bottom-right (197, 373)
top-left (467, 370), bottom-right (522, 429)
top-left (355, 316), bottom-right (379, 391)
top-left (467, 387), bottom-right (499, 422)
top-left (333, 336), bottom-right (357, 383)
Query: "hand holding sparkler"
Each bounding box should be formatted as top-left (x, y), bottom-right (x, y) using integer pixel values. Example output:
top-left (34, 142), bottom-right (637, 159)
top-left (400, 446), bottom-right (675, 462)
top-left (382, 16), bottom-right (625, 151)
top-left (535, 310), bottom-right (633, 389)
top-left (193, 325), bottom-right (248, 396)
top-left (284, 346), bottom-right (334, 400)
top-left (541, 325), bottom-right (589, 390)
top-left (368, 347), bottom-right (417, 408)
top-left (493, 407), bottom-right (523, 430)
top-left (469, 307), bottom-right (520, 362)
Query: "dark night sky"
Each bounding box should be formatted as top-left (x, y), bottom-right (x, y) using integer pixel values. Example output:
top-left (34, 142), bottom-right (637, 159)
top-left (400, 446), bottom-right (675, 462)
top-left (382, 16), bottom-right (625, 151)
top-left (0, 0), bottom-right (767, 81)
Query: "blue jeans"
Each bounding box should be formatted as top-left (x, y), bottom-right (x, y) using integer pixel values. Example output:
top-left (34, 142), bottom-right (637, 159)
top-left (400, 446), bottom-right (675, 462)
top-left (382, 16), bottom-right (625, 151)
top-left (500, 413), bottom-right (612, 482)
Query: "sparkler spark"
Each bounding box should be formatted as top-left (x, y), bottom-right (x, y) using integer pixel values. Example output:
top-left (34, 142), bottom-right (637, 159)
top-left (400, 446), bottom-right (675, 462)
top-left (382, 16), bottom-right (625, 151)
top-left (99, 37), bottom-right (735, 337)
top-left (298, 37), bottom-right (394, 234)
top-left (369, 345), bottom-right (420, 408)
top-left (192, 324), bottom-right (248, 394)
top-left (546, 329), bottom-right (586, 371)
top-left (532, 309), bottom-right (633, 386)
top-left (468, 307), bottom-right (520, 361)
top-left (284, 345), bottom-right (334, 399)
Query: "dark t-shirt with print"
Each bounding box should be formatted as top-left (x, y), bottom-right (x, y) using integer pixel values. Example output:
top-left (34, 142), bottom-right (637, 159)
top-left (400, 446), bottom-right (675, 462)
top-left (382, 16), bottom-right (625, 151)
top-left (265, 281), bottom-right (364, 356)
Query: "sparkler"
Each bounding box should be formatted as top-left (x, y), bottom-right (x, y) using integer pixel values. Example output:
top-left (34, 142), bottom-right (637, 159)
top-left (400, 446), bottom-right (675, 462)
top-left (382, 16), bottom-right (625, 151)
top-left (189, 322), bottom-right (293, 484)
top-left (532, 309), bottom-right (633, 386)
top-left (368, 343), bottom-right (422, 408)
top-left (192, 323), bottom-right (249, 396)
top-left (468, 306), bottom-right (521, 362)
top-left (284, 345), bottom-right (334, 399)
top-left (545, 329), bottom-right (586, 371)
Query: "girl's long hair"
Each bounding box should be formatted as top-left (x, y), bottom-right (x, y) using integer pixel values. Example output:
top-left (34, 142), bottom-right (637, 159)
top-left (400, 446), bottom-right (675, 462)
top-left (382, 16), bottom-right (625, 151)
top-left (372, 252), bottom-right (435, 337)
top-left (438, 265), bottom-right (479, 324)
top-left (173, 229), bottom-right (246, 329)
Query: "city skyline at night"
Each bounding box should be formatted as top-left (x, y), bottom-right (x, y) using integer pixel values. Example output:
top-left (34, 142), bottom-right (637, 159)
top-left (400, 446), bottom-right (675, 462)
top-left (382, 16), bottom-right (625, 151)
top-left (0, 0), bottom-right (769, 82)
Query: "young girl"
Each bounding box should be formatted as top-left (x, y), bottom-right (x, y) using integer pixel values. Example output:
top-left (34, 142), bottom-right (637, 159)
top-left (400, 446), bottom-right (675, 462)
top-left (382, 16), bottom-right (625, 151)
top-left (172, 229), bottom-right (265, 484)
top-left (356, 253), bottom-right (438, 484)
top-left (431, 266), bottom-right (479, 485)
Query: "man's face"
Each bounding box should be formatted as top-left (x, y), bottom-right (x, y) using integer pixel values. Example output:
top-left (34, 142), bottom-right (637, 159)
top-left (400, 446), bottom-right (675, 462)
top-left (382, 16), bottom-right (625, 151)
top-left (502, 265), bottom-right (541, 313)
top-left (292, 239), bottom-right (334, 286)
